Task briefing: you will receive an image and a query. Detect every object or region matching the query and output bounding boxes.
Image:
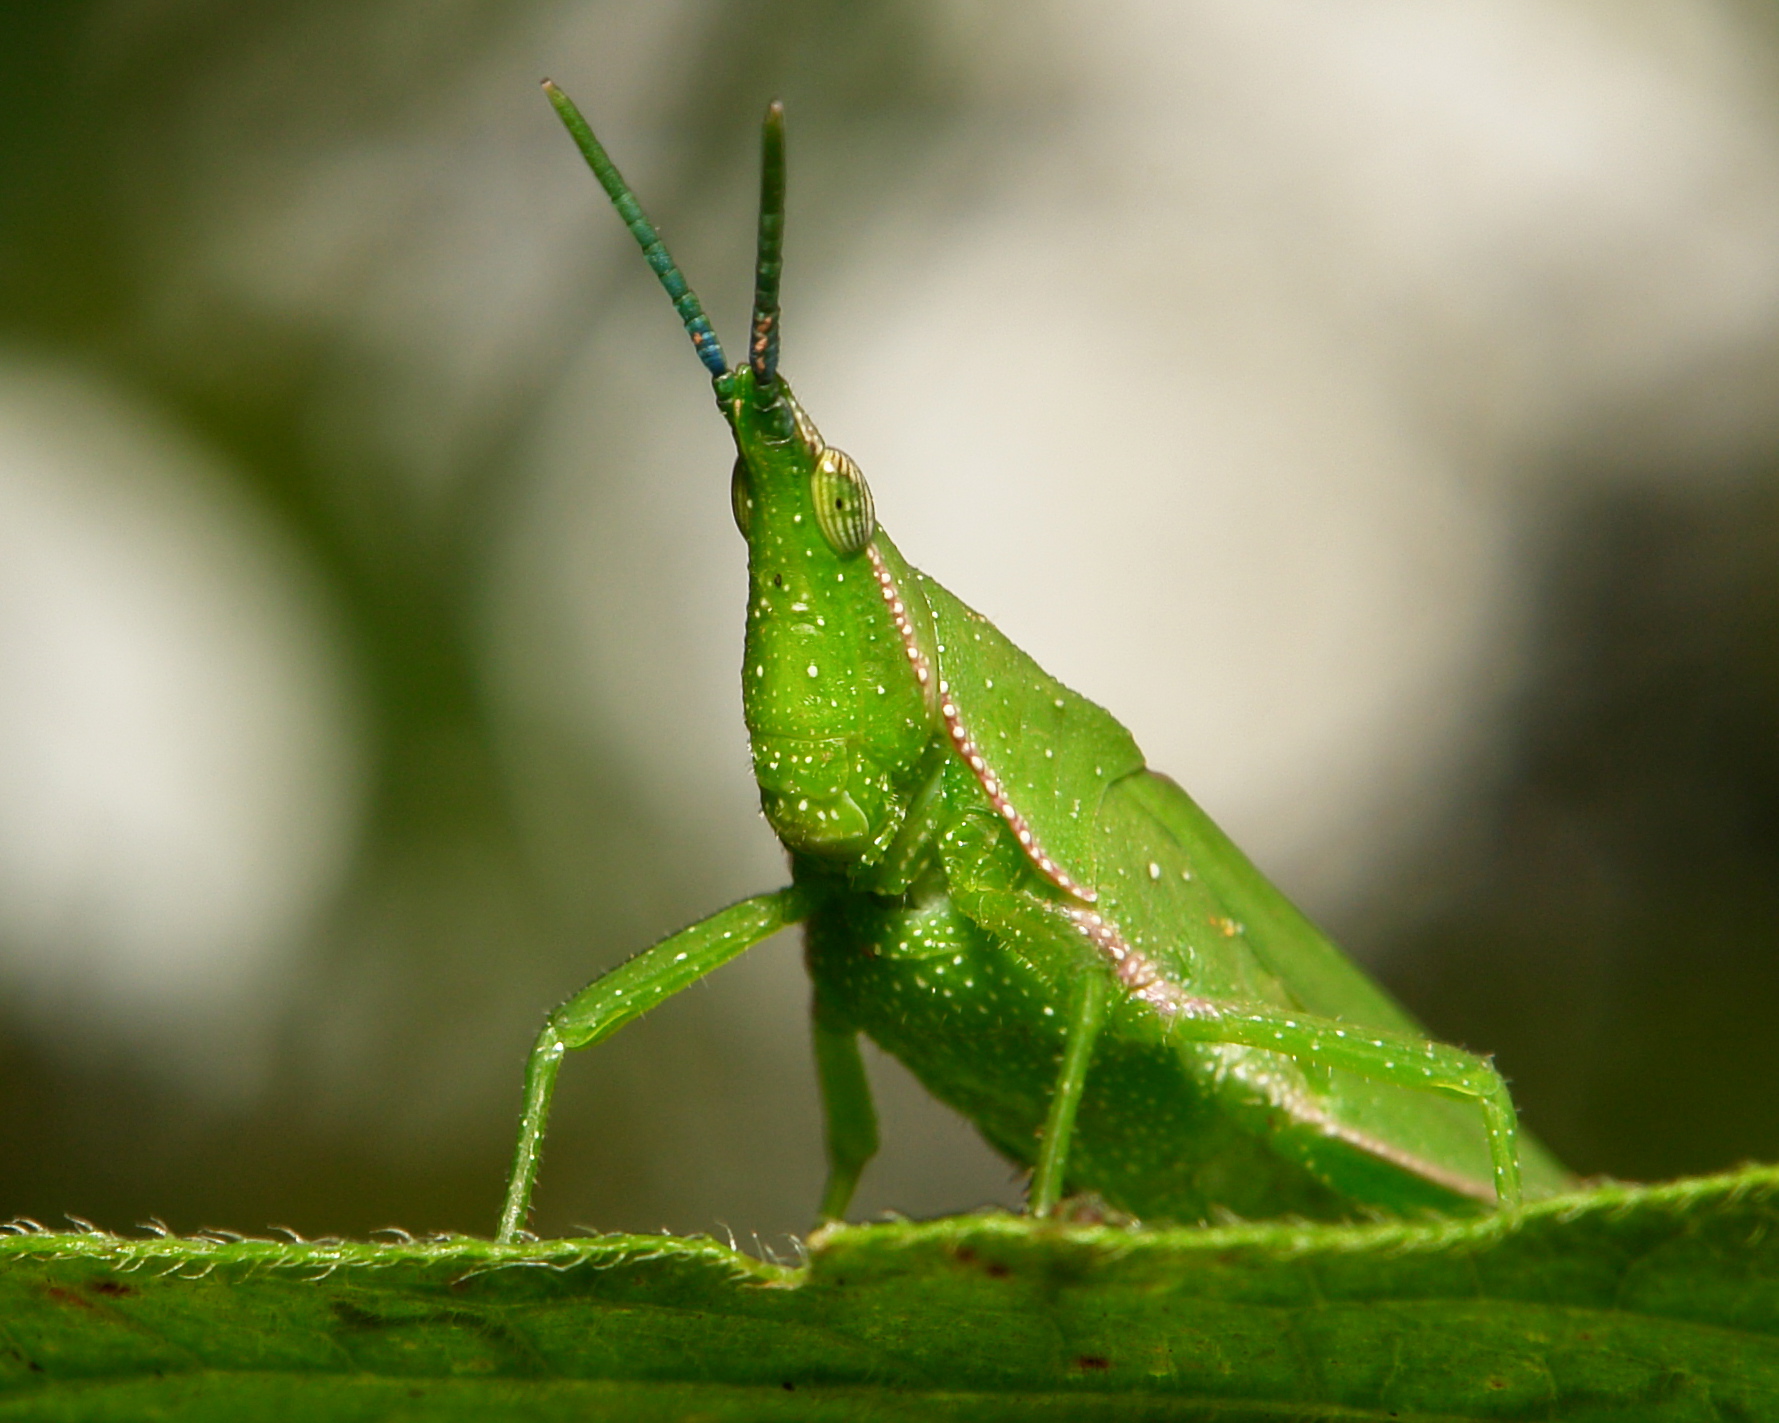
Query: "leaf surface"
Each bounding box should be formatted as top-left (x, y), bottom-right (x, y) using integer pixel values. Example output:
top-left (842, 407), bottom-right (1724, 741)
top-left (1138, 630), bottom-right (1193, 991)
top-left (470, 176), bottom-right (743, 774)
top-left (3, 1166), bottom-right (1777, 1420)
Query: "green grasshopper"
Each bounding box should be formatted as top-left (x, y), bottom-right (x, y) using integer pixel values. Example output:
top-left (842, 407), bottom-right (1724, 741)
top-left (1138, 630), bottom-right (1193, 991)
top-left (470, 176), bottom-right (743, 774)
top-left (498, 84), bottom-right (1569, 1242)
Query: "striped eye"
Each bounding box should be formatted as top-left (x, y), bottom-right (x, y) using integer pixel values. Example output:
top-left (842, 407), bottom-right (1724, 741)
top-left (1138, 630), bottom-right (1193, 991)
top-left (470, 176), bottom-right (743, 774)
top-left (810, 446), bottom-right (875, 556)
top-left (730, 455), bottom-right (754, 537)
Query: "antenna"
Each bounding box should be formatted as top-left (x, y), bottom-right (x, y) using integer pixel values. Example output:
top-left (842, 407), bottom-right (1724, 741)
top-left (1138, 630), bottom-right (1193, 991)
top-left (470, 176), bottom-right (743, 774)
top-left (543, 80), bottom-right (729, 378)
top-left (750, 101), bottom-right (786, 388)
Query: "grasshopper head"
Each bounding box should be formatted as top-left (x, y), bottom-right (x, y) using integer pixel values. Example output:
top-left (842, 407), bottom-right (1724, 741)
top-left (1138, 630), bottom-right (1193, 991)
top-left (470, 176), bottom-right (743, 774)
top-left (721, 367), bottom-right (932, 864)
top-left (542, 81), bottom-right (936, 866)
top-left (715, 101), bottom-right (934, 867)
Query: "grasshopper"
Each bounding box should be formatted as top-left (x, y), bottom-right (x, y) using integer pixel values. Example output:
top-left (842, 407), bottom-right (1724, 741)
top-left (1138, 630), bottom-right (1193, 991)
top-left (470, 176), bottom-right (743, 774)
top-left (498, 85), bottom-right (1569, 1242)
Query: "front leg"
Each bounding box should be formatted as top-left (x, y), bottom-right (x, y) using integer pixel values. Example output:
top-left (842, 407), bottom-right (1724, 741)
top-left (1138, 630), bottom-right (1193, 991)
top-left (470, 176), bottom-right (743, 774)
top-left (498, 885), bottom-right (812, 1242)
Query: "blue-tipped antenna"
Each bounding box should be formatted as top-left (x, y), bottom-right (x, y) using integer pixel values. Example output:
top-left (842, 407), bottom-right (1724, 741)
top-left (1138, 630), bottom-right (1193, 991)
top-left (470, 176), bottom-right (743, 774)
top-left (750, 101), bottom-right (786, 387)
top-left (543, 80), bottom-right (728, 378)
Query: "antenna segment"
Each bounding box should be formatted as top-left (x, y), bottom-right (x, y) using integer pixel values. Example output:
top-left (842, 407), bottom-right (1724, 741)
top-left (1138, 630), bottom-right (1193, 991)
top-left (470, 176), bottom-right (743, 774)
top-left (750, 101), bottom-right (786, 387)
top-left (543, 80), bottom-right (729, 378)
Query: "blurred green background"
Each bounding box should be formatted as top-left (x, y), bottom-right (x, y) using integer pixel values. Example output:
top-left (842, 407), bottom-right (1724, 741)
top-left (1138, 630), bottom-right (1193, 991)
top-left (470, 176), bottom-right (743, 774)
top-left (4, 0), bottom-right (1779, 1244)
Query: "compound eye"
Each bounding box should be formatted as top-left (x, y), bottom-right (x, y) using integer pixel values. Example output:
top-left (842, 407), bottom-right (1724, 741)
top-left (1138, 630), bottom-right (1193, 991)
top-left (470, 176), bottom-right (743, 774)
top-left (730, 455), bottom-right (754, 537)
top-left (810, 446), bottom-right (875, 557)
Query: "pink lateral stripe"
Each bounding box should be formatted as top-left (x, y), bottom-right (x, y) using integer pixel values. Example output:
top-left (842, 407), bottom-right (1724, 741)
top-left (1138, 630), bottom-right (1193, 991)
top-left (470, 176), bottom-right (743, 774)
top-left (866, 544), bottom-right (1095, 905)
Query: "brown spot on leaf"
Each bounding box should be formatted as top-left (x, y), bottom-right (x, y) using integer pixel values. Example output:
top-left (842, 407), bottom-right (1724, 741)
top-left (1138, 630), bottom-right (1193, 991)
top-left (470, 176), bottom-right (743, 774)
top-left (951, 1244), bottom-right (1011, 1278)
top-left (1075, 1355), bottom-right (1111, 1372)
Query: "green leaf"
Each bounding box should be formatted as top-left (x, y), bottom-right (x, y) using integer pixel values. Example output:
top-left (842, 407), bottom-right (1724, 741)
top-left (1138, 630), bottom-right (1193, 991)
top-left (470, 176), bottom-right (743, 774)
top-left (3, 1165), bottom-right (1777, 1420)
